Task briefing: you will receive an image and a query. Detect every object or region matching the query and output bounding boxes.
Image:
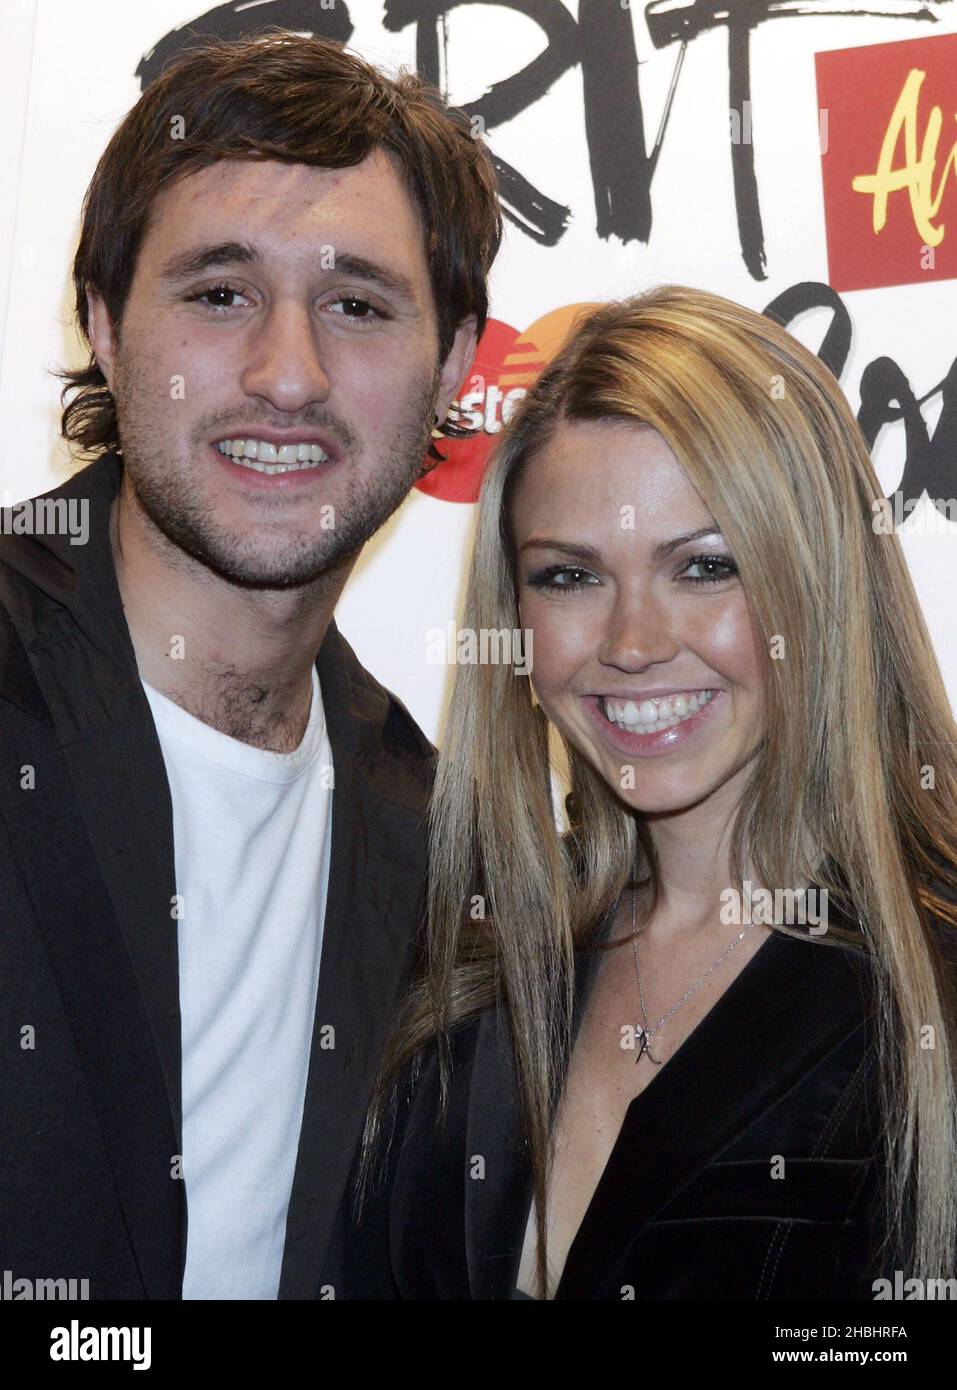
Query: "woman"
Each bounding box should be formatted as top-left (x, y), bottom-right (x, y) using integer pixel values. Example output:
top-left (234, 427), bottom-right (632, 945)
top-left (344, 284), bottom-right (957, 1300)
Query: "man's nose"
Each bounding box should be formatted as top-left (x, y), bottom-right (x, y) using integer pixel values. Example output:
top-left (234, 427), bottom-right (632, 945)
top-left (596, 590), bottom-right (678, 670)
top-left (240, 300), bottom-right (332, 412)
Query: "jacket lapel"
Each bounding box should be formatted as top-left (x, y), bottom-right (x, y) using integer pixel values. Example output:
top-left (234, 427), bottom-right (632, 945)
top-left (462, 1006), bottom-right (530, 1299)
top-left (463, 930), bottom-right (609, 1299)
top-left (278, 623), bottom-right (433, 1298)
top-left (0, 456), bottom-right (184, 1152)
top-left (463, 908), bottom-right (872, 1300)
top-left (0, 600), bottom-right (185, 1298)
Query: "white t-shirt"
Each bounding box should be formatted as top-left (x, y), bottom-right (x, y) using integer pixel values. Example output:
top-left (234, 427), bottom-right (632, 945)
top-left (141, 665), bottom-right (333, 1299)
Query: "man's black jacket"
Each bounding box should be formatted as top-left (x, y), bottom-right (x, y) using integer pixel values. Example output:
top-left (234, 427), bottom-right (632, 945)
top-left (0, 452), bottom-right (435, 1298)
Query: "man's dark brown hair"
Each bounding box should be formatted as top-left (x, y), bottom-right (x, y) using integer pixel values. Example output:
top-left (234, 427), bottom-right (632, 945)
top-left (59, 28), bottom-right (503, 464)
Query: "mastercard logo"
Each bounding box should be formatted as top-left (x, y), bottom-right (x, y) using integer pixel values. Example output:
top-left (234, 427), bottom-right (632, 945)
top-left (415, 303), bottom-right (600, 504)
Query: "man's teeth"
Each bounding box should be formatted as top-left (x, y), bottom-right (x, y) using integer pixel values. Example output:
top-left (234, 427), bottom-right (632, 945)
top-left (215, 438), bottom-right (329, 474)
top-left (601, 690), bottom-right (715, 733)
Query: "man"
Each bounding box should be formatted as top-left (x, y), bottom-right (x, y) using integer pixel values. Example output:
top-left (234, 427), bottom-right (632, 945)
top-left (0, 31), bottom-right (501, 1299)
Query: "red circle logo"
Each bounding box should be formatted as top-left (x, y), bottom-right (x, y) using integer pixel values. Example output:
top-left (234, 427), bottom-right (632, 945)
top-left (415, 304), bottom-right (600, 503)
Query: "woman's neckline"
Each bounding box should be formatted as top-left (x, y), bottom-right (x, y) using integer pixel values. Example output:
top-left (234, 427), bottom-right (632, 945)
top-left (517, 924), bottom-right (790, 1300)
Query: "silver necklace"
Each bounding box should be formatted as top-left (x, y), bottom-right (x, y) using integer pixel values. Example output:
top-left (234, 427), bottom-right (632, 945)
top-left (630, 858), bottom-right (756, 1065)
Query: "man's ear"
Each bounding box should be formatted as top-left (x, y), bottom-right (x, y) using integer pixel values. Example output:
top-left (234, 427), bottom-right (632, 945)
top-left (435, 313), bottom-right (479, 424)
top-left (85, 286), bottom-right (118, 393)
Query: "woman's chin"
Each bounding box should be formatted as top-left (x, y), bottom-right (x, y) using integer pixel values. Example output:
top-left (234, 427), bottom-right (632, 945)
top-left (581, 745), bottom-right (722, 815)
top-left (589, 746), bottom-right (758, 820)
top-left (613, 780), bottom-right (716, 817)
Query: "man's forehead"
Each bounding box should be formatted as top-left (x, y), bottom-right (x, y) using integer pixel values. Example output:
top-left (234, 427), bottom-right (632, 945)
top-left (146, 151), bottom-right (418, 232)
top-left (139, 151), bottom-right (427, 276)
top-left (172, 149), bottom-right (397, 193)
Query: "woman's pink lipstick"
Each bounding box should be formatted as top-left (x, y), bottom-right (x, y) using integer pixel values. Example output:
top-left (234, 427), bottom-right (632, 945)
top-left (583, 689), bottom-right (724, 758)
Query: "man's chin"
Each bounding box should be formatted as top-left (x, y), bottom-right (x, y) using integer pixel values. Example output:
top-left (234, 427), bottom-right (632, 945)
top-left (194, 543), bottom-right (355, 589)
top-left (122, 456), bottom-right (408, 588)
top-left (153, 522), bottom-right (356, 589)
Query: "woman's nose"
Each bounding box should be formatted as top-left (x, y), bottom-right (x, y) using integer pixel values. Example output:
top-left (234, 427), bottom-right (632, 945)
top-left (596, 592), bottom-right (678, 671)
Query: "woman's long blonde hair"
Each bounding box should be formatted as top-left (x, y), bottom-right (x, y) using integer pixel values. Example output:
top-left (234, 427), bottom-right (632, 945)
top-left (360, 283), bottom-right (957, 1297)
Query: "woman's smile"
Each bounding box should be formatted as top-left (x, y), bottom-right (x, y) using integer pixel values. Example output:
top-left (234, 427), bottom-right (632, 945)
top-left (581, 687), bottom-right (725, 758)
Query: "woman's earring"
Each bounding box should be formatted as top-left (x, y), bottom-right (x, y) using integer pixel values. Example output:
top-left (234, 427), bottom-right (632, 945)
top-left (430, 410), bottom-right (445, 439)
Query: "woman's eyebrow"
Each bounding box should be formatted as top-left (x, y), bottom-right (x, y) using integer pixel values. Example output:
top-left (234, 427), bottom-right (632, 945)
top-left (651, 526), bottom-right (723, 561)
top-left (517, 527), bottom-right (722, 563)
top-left (517, 539), bottom-right (603, 562)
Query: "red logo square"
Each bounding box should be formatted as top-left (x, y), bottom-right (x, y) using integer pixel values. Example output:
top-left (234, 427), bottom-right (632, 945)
top-left (816, 32), bottom-right (957, 292)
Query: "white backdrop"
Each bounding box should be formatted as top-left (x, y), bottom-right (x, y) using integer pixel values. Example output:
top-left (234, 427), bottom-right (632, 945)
top-left (4, 0), bottom-right (957, 743)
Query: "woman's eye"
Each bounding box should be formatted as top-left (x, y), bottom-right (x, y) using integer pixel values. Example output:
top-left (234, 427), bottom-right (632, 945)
top-left (526, 564), bottom-right (598, 592)
top-left (682, 554), bottom-right (738, 584)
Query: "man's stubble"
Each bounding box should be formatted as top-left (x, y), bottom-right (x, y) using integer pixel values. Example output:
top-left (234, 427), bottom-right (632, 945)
top-left (110, 340), bottom-right (442, 590)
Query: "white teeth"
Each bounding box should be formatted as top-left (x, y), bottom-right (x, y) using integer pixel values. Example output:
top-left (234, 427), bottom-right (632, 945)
top-left (215, 438), bottom-right (329, 475)
top-left (601, 690), bottom-right (715, 733)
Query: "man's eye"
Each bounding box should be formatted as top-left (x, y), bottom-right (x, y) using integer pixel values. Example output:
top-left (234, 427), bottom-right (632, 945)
top-left (185, 283), bottom-right (249, 313)
top-left (325, 294), bottom-right (385, 325)
top-left (526, 565), bottom-right (598, 593)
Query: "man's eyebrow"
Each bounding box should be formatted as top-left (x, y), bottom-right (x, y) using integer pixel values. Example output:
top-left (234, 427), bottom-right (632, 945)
top-left (517, 527), bottom-right (722, 563)
top-left (159, 241), bottom-right (419, 301)
top-left (159, 241), bottom-right (261, 282)
top-left (328, 251), bottom-right (418, 303)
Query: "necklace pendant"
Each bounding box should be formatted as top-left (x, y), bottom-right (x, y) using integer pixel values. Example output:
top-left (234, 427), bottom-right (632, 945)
top-left (634, 1026), bottom-right (661, 1066)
